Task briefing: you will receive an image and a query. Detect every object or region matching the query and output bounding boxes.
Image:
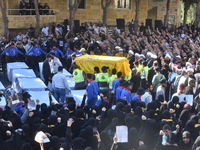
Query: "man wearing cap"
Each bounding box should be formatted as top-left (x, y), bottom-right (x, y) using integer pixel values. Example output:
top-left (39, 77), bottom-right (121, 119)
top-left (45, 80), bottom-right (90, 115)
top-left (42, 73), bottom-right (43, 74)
top-left (42, 54), bottom-right (52, 86)
top-left (128, 50), bottom-right (134, 69)
top-left (185, 79), bottom-right (196, 95)
top-left (72, 64), bottom-right (86, 90)
top-left (79, 48), bottom-right (88, 56)
top-left (1, 43), bottom-right (24, 63)
top-left (96, 66), bottom-right (110, 94)
top-left (120, 82), bottom-right (132, 102)
top-left (155, 79), bottom-right (167, 100)
top-left (132, 87), bottom-right (145, 102)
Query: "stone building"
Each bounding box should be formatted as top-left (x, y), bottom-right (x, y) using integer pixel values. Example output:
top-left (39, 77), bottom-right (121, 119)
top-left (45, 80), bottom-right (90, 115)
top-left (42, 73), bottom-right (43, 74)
top-left (0, 0), bottom-right (182, 37)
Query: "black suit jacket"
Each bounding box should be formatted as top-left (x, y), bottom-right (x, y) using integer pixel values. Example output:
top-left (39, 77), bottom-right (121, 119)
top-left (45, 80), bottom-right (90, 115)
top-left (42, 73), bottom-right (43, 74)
top-left (42, 60), bottom-right (51, 78)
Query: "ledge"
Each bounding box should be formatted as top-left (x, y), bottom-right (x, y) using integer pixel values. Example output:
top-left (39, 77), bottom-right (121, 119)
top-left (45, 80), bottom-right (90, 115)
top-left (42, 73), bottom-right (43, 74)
top-left (8, 15), bottom-right (56, 29)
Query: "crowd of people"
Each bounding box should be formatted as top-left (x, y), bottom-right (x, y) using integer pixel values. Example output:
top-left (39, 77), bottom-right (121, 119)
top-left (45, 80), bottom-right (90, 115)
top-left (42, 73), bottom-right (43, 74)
top-left (1, 21), bottom-right (200, 150)
top-left (19, 1), bottom-right (54, 15)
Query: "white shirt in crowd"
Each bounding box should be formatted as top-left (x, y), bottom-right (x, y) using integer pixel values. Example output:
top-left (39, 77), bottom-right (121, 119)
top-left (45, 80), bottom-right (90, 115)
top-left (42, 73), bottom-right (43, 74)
top-left (52, 72), bottom-right (70, 90)
top-left (93, 25), bottom-right (100, 34)
top-left (52, 57), bottom-right (62, 73)
top-left (141, 91), bottom-right (152, 107)
top-left (156, 85), bottom-right (165, 100)
top-left (42, 27), bottom-right (49, 36)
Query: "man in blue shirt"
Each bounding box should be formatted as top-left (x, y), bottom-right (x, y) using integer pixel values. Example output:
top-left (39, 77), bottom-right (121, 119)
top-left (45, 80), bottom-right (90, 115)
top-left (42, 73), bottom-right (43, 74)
top-left (120, 82), bottom-right (132, 102)
top-left (86, 73), bottom-right (99, 108)
top-left (26, 43), bottom-right (46, 73)
top-left (1, 43), bottom-right (23, 62)
top-left (112, 72), bottom-right (122, 92)
top-left (64, 46), bottom-right (73, 71)
top-left (48, 46), bottom-right (64, 58)
top-left (116, 79), bottom-right (125, 100)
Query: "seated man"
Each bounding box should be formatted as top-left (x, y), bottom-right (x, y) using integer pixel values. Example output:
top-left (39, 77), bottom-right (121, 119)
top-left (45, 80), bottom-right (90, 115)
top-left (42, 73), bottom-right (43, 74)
top-left (159, 124), bottom-right (179, 150)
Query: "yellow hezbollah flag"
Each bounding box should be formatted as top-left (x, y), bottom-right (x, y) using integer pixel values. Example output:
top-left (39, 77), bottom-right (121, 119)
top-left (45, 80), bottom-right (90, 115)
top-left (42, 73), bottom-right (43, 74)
top-left (75, 55), bottom-right (130, 76)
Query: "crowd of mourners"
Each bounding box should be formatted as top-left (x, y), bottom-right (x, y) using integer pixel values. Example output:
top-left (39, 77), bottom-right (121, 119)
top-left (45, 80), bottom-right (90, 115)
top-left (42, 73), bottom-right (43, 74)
top-left (1, 21), bottom-right (200, 150)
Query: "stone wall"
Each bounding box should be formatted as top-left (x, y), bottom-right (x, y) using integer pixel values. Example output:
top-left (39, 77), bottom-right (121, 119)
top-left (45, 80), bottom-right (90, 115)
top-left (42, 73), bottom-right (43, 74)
top-left (8, 15), bottom-right (56, 29)
top-left (148, 0), bottom-right (182, 26)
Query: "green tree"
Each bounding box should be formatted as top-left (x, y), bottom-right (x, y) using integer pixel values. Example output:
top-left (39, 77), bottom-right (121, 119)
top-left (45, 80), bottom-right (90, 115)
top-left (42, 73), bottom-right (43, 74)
top-left (183, 0), bottom-right (196, 26)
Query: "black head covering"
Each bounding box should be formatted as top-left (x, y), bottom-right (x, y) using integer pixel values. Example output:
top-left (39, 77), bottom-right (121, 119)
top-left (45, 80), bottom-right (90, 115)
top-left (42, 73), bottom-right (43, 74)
top-left (138, 144), bottom-right (147, 150)
top-left (147, 101), bottom-right (156, 111)
top-left (190, 115), bottom-right (199, 124)
top-left (21, 142), bottom-right (32, 150)
top-left (38, 124), bottom-right (48, 133)
top-left (81, 117), bottom-right (95, 129)
top-left (84, 147), bottom-right (93, 150)
top-left (48, 115), bottom-right (58, 125)
top-left (172, 96), bottom-right (179, 103)
top-left (60, 142), bottom-right (71, 150)
top-left (34, 111), bottom-right (43, 119)
top-left (192, 136), bottom-right (200, 150)
top-left (157, 94), bottom-right (164, 102)
top-left (50, 136), bottom-right (60, 150)
top-left (125, 116), bottom-right (135, 130)
top-left (132, 115), bottom-right (142, 131)
top-left (84, 126), bottom-right (98, 150)
top-left (134, 106), bottom-right (143, 118)
top-left (167, 101), bottom-right (175, 110)
top-left (75, 109), bottom-right (85, 119)
top-left (124, 105), bottom-right (131, 114)
top-left (161, 110), bottom-right (171, 119)
top-left (73, 137), bottom-right (84, 150)
top-left (105, 118), bottom-right (119, 134)
top-left (134, 101), bottom-right (146, 110)
top-left (128, 127), bottom-right (139, 149)
top-left (99, 130), bottom-right (112, 150)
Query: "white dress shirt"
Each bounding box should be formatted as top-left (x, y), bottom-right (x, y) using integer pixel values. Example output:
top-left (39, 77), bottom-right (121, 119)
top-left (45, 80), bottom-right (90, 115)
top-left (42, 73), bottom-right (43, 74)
top-left (141, 91), bottom-right (152, 107)
top-left (52, 57), bottom-right (62, 73)
top-left (52, 72), bottom-right (70, 90)
top-left (42, 27), bottom-right (49, 36)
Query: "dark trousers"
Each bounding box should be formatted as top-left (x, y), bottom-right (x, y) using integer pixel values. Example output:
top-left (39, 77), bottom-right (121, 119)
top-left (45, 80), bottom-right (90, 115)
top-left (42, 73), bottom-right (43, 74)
top-left (66, 59), bottom-right (72, 71)
top-left (87, 97), bottom-right (97, 108)
top-left (74, 81), bottom-right (86, 90)
top-left (31, 56), bottom-right (40, 73)
top-left (7, 56), bottom-right (16, 63)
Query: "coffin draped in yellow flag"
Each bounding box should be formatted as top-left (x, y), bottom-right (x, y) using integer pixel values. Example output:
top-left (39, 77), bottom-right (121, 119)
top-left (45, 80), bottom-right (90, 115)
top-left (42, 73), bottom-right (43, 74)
top-left (75, 55), bottom-right (130, 76)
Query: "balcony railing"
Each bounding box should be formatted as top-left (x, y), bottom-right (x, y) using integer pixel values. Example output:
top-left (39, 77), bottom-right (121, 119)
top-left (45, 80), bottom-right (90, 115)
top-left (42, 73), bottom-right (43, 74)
top-left (6, 9), bottom-right (55, 16)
